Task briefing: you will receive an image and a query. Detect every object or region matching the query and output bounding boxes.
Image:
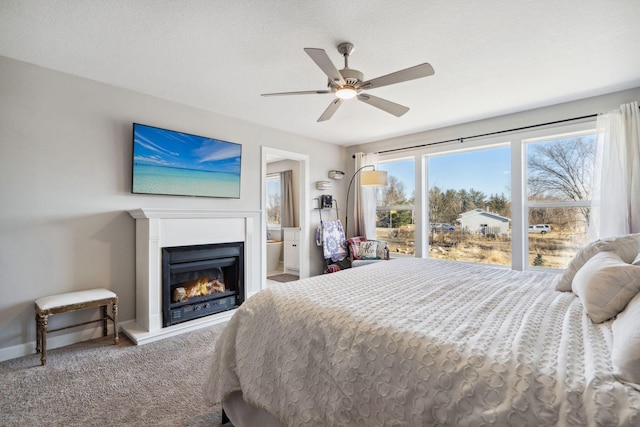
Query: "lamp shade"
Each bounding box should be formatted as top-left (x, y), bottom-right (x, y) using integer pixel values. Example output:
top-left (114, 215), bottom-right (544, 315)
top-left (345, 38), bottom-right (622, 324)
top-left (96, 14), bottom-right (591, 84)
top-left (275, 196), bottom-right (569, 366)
top-left (360, 170), bottom-right (388, 187)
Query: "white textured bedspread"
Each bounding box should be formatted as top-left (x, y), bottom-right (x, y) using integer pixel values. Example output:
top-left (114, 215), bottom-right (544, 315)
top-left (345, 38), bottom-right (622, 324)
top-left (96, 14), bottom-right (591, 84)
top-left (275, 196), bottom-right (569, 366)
top-left (204, 257), bottom-right (640, 426)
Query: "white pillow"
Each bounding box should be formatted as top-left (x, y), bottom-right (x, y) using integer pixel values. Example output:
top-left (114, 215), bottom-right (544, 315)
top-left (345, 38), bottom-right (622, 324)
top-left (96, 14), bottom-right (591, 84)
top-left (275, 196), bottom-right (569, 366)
top-left (633, 253), bottom-right (640, 266)
top-left (359, 241), bottom-right (378, 259)
top-left (572, 251), bottom-right (640, 323)
top-left (612, 291), bottom-right (640, 390)
top-left (375, 241), bottom-right (388, 259)
top-left (556, 233), bottom-right (640, 292)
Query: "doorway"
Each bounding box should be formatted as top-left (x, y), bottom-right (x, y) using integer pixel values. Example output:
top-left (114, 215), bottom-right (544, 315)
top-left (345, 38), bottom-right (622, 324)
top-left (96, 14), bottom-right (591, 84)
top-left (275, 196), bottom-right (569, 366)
top-left (261, 147), bottom-right (309, 289)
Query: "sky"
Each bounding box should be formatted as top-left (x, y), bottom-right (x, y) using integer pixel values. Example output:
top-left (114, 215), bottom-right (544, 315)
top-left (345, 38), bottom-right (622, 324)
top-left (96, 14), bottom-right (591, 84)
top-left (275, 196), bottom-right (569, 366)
top-left (133, 124), bottom-right (242, 173)
top-left (379, 146), bottom-right (511, 199)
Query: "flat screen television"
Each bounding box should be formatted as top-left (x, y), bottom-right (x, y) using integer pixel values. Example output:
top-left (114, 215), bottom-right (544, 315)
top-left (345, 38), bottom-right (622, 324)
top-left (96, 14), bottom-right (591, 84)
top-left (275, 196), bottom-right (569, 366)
top-left (132, 123), bottom-right (242, 198)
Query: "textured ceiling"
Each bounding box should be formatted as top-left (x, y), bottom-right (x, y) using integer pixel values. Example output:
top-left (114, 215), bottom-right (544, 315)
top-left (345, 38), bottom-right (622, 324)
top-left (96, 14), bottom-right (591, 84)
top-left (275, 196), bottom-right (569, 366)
top-left (1, 1), bottom-right (639, 146)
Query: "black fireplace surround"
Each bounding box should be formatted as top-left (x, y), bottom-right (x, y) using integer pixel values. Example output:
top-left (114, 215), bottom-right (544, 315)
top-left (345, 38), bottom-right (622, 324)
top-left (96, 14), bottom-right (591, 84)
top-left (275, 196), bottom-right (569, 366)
top-left (162, 242), bottom-right (244, 327)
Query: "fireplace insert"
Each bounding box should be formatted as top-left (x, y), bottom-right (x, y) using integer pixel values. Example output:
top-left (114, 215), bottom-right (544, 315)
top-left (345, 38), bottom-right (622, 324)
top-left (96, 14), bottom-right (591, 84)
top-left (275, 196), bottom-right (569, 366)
top-left (162, 242), bottom-right (244, 327)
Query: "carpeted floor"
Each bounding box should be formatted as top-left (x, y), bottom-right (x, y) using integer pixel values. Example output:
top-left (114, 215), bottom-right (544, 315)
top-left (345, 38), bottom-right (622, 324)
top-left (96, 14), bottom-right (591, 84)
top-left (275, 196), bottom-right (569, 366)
top-left (266, 273), bottom-right (299, 283)
top-left (0, 324), bottom-right (229, 427)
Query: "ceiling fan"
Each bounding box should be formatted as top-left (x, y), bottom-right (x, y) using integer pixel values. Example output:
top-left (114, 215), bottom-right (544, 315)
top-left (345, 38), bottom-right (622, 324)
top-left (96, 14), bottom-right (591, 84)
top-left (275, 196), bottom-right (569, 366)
top-left (261, 42), bottom-right (435, 122)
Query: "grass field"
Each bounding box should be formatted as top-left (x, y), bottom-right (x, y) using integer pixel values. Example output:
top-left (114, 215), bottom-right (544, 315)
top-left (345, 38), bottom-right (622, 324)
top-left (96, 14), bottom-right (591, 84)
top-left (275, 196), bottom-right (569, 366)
top-left (377, 227), bottom-right (586, 269)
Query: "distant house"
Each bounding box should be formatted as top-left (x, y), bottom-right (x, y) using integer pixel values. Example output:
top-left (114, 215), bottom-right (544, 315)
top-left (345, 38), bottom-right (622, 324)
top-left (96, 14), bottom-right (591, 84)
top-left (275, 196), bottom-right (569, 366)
top-left (458, 209), bottom-right (510, 235)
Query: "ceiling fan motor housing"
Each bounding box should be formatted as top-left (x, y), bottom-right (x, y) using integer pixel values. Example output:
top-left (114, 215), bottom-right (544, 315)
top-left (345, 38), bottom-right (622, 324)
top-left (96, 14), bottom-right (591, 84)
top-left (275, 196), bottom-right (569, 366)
top-left (329, 68), bottom-right (363, 92)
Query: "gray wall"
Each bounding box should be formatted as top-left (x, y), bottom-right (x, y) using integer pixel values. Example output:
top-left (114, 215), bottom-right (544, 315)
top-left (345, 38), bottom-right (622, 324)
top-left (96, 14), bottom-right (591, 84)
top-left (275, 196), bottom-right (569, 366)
top-left (349, 88), bottom-right (640, 156)
top-left (0, 56), bottom-right (347, 359)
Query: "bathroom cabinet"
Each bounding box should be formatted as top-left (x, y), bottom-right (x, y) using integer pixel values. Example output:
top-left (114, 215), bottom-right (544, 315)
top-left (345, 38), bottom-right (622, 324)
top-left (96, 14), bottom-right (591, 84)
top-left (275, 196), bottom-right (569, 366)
top-left (283, 227), bottom-right (300, 274)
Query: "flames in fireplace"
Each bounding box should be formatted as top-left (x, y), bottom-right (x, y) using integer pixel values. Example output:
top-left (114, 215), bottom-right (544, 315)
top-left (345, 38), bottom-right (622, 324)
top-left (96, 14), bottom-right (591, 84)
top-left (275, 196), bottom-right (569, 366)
top-left (173, 271), bottom-right (226, 303)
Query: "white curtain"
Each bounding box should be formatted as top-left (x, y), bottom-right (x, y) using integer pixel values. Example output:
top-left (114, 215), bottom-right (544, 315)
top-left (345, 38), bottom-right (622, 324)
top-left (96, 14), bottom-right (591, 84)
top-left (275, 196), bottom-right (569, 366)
top-left (353, 152), bottom-right (379, 239)
top-left (589, 101), bottom-right (640, 241)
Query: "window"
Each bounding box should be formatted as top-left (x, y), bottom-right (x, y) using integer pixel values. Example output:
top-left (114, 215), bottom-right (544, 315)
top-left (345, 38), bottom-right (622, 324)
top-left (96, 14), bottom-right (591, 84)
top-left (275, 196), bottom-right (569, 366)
top-left (376, 158), bottom-right (415, 255)
top-left (266, 173), bottom-right (281, 226)
top-left (374, 120), bottom-right (596, 270)
top-left (427, 146), bottom-right (512, 266)
top-left (525, 131), bottom-right (595, 268)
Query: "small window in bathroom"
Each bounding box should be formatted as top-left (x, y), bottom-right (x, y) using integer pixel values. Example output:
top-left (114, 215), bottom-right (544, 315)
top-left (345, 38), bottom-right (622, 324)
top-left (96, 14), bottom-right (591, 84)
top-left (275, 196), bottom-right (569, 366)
top-left (266, 173), bottom-right (281, 227)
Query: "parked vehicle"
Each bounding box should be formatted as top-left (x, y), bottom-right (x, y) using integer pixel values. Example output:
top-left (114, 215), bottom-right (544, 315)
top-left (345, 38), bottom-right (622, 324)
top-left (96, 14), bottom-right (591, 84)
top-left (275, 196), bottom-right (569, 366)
top-left (528, 224), bottom-right (550, 234)
top-left (431, 223), bottom-right (456, 231)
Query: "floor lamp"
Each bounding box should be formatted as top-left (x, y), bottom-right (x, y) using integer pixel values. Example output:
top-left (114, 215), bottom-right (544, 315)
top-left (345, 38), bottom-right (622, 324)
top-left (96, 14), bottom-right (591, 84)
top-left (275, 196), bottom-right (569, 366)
top-left (345, 165), bottom-right (388, 238)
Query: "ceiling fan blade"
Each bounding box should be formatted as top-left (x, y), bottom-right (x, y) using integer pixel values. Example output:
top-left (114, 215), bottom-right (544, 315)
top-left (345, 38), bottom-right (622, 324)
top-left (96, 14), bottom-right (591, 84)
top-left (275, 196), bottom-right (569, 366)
top-left (304, 48), bottom-right (346, 86)
top-left (357, 94), bottom-right (409, 117)
top-left (361, 63), bottom-right (434, 90)
top-left (318, 98), bottom-right (344, 122)
top-left (261, 90), bottom-right (331, 96)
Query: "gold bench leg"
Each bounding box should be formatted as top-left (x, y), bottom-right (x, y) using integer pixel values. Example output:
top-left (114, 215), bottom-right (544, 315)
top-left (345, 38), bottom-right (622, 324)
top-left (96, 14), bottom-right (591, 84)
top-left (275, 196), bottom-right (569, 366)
top-left (102, 305), bottom-right (108, 337)
top-left (35, 313), bottom-right (41, 354)
top-left (112, 300), bottom-right (119, 344)
top-left (37, 314), bottom-right (48, 366)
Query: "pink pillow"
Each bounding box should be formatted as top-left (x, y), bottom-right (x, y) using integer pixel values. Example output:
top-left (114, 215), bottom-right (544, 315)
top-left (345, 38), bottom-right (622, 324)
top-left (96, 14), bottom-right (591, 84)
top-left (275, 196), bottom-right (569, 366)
top-left (347, 236), bottom-right (367, 260)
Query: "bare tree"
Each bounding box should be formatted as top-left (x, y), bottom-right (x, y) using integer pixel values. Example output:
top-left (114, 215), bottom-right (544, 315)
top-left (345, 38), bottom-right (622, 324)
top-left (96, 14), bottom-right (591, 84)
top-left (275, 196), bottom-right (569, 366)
top-left (527, 137), bottom-right (594, 201)
top-left (267, 192), bottom-right (281, 224)
top-left (527, 136), bottom-right (595, 224)
top-left (379, 175), bottom-right (407, 206)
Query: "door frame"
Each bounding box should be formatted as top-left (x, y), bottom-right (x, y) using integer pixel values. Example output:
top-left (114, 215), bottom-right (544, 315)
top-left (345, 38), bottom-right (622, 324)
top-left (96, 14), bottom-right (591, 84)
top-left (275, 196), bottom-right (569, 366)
top-left (261, 146), bottom-right (310, 289)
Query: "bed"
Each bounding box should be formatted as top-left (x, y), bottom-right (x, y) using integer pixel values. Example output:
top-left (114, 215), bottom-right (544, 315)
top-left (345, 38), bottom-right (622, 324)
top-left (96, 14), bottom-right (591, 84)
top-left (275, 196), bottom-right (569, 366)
top-left (204, 253), bottom-right (640, 426)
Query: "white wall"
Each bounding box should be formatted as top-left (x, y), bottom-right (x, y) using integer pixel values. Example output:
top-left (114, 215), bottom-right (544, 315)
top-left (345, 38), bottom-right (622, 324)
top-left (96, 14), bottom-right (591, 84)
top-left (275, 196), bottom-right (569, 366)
top-left (0, 56), bottom-right (347, 359)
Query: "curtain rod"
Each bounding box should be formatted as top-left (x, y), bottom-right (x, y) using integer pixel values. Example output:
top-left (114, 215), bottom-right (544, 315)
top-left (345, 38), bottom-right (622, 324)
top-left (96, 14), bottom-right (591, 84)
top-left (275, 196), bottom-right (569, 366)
top-left (367, 113), bottom-right (599, 156)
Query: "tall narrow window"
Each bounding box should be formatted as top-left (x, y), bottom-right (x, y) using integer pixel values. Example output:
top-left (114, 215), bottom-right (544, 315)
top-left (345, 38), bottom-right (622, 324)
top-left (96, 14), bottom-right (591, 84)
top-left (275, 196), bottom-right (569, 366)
top-left (266, 173), bottom-right (281, 227)
top-left (427, 145), bottom-right (511, 266)
top-left (376, 158), bottom-right (415, 255)
top-left (525, 131), bottom-right (595, 268)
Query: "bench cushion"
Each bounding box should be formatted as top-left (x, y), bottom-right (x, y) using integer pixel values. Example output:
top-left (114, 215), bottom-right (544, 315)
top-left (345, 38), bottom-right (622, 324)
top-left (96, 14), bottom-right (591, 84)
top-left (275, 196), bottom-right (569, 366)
top-left (35, 288), bottom-right (116, 311)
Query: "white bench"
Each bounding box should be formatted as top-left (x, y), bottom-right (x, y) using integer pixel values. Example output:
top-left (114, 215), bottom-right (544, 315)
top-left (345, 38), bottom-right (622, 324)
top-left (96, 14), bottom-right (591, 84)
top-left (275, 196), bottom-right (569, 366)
top-left (34, 288), bottom-right (118, 365)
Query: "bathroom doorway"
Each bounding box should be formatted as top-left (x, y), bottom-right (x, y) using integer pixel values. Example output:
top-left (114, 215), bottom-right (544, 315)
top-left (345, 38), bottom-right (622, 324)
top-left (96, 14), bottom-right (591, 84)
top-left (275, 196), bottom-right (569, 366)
top-left (261, 147), bottom-right (309, 289)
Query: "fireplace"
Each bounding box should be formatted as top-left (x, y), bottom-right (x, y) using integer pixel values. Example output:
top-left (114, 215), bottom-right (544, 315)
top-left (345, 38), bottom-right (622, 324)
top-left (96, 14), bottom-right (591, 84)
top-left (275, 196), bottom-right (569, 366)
top-left (162, 242), bottom-right (244, 327)
top-left (124, 209), bottom-right (259, 345)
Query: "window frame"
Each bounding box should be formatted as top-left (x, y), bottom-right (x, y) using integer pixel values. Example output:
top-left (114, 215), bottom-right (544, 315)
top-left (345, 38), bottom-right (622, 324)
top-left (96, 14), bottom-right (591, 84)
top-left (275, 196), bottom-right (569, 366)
top-left (375, 156), bottom-right (417, 257)
top-left (522, 128), bottom-right (596, 271)
top-left (425, 142), bottom-right (512, 267)
top-left (376, 120), bottom-right (597, 271)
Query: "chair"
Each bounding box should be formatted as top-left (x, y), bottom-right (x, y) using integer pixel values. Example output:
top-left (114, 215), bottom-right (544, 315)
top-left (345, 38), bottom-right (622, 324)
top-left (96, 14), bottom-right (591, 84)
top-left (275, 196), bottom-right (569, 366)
top-left (346, 236), bottom-right (390, 267)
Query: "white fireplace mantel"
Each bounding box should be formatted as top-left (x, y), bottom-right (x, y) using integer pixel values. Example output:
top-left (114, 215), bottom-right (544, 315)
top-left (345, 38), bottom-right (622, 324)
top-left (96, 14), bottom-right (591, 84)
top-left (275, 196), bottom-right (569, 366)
top-left (122, 208), bottom-right (260, 345)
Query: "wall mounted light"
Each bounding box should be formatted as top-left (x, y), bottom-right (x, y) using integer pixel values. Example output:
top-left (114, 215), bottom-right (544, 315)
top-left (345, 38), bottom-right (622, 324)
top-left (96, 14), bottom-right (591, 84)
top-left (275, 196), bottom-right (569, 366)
top-left (316, 181), bottom-right (333, 190)
top-left (328, 170), bottom-right (345, 180)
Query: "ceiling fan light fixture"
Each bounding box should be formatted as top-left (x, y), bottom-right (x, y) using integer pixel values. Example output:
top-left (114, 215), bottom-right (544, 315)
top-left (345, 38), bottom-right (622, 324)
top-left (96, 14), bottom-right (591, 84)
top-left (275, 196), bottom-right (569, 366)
top-left (335, 86), bottom-right (357, 99)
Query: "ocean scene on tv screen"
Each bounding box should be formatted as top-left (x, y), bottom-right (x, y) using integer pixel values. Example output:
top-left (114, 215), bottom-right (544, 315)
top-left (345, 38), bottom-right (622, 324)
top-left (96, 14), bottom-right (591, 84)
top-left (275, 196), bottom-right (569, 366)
top-left (132, 124), bottom-right (241, 198)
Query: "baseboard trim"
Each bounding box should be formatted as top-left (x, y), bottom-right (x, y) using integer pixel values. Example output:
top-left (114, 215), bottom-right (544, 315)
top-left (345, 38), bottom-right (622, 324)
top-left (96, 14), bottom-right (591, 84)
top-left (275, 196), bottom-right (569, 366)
top-left (0, 321), bottom-right (132, 363)
top-left (121, 312), bottom-right (233, 345)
